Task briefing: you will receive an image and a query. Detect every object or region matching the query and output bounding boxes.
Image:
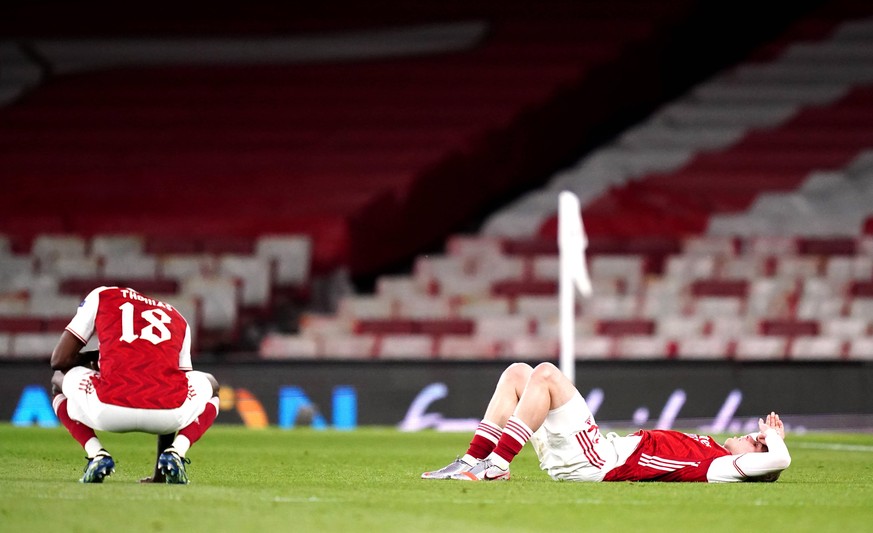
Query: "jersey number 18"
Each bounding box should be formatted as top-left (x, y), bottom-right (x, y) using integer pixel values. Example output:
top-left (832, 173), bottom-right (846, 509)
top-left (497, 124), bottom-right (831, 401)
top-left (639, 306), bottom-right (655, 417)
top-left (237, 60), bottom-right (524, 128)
top-left (119, 302), bottom-right (172, 345)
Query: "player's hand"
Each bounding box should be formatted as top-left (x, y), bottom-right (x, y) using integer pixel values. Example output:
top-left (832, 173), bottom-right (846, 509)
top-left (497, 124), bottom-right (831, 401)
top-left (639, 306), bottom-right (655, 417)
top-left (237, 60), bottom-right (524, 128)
top-left (757, 411), bottom-right (785, 440)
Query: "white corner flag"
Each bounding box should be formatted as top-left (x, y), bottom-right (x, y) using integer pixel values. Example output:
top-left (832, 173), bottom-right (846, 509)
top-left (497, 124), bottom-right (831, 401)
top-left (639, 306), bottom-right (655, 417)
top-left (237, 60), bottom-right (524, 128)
top-left (558, 191), bottom-right (592, 385)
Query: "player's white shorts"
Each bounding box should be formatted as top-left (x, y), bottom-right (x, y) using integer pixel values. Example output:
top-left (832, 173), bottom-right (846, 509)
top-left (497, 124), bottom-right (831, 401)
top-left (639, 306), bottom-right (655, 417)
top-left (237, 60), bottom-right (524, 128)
top-left (529, 392), bottom-right (623, 482)
top-left (57, 366), bottom-right (214, 434)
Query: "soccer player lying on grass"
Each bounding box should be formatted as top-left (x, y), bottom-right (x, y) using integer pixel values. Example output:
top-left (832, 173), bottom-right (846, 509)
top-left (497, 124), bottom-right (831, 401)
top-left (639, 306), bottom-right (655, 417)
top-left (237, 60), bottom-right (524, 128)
top-left (422, 362), bottom-right (790, 483)
top-left (50, 286), bottom-right (220, 484)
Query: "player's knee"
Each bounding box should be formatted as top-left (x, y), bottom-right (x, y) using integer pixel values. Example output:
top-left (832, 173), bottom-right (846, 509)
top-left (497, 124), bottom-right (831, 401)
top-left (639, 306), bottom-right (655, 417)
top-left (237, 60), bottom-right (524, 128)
top-left (531, 362), bottom-right (563, 385)
top-left (204, 373), bottom-right (220, 396)
top-left (50, 370), bottom-right (65, 396)
top-left (503, 362), bottom-right (533, 384)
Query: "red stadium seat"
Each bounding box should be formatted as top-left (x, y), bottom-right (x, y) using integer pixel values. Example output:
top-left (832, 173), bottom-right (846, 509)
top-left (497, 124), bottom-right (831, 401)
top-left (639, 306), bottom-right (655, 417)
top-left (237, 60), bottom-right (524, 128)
top-left (596, 319), bottom-right (655, 336)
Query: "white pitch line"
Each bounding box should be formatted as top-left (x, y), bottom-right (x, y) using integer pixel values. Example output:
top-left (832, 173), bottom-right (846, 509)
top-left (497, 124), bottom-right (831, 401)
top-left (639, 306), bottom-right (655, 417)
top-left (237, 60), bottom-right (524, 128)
top-left (793, 442), bottom-right (873, 453)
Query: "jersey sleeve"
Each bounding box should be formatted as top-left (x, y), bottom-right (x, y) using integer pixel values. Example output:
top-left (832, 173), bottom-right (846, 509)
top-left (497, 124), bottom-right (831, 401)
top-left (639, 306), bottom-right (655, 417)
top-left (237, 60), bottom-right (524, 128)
top-left (178, 323), bottom-right (193, 370)
top-left (706, 429), bottom-right (791, 483)
top-left (65, 286), bottom-right (106, 344)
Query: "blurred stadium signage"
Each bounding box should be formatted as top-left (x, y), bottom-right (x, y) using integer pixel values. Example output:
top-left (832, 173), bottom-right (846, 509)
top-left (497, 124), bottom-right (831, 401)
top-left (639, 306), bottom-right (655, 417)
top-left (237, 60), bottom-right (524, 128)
top-left (3, 361), bottom-right (872, 431)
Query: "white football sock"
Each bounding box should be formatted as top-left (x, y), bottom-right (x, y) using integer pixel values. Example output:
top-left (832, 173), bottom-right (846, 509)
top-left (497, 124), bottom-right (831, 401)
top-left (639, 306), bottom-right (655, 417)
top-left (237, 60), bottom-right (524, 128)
top-left (170, 435), bottom-right (191, 457)
top-left (84, 437), bottom-right (104, 459)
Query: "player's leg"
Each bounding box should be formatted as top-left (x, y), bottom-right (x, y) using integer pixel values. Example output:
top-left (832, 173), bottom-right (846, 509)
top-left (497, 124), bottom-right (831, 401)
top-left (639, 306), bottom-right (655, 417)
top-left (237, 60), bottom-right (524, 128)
top-left (140, 433), bottom-right (175, 483)
top-left (51, 369), bottom-right (114, 483)
top-left (455, 362), bottom-right (578, 481)
top-left (422, 362), bottom-right (533, 479)
top-left (159, 372), bottom-right (220, 484)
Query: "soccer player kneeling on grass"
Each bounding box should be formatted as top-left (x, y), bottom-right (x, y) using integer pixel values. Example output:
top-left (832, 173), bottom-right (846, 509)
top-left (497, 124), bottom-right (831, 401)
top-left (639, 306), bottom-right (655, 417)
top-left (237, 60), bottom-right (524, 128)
top-left (50, 286), bottom-right (220, 484)
top-left (422, 362), bottom-right (790, 483)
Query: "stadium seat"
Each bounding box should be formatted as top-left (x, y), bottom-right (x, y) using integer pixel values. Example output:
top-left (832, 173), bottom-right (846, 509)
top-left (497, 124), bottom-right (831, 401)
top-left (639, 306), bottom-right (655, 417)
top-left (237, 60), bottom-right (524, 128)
top-left (573, 335), bottom-right (613, 360)
top-left (353, 319), bottom-right (416, 335)
top-left (474, 315), bottom-right (533, 339)
top-left (692, 297), bottom-right (745, 318)
top-left (664, 255), bottom-right (717, 280)
top-left (90, 234), bottom-right (145, 258)
top-left (336, 295), bottom-right (395, 320)
top-left (180, 275), bottom-right (239, 331)
top-left (691, 279), bottom-right (749, 298)
top-left (746, 278), bottom-right (794, 318)
top-left (58, 278), bottom-right (179, 296)
top-left (218, 255), bottom-right (272, 308)
top-left (434, 274), bottom-right (493, 299)
top-left (584, 295), bottom-right (638, 319)
top-left (158, 254), bottom-right (217, 282)
top-left (435, 335), bottom-right (500, 360)
top-left (103, 255), bottom-right (159, 280)
top-left (675, 336), bottom-right (732, 360)
top-left (298, 313), bottom-right (349, 338)
top-left (795, 294), bottom-right (846, 319)
top-left (775, 256), bottom-right (822, 279)
top-left (31, 234), bottom-right (86, 263)
top-left (530, 255), bottom-right (560, 281)
top-left (445, 234), bottom-right (504, 260)
top-left (759, 319), bottom-right (820, 336)
top-left (259, 333), bottom-right (319, 359)
top-left (847, 336), bottom-right (873, 360)
top-left (10, 332), bottom-right (58, 358)
top-left (720, 256), bottom-right (768, 279)
top-left (415, 318), bottom-right (474, 336)
top-left (657, 315), bottom-right (707, 337)
top-left (455, 297), bottom-right (512, 317)
top-left (589, 255), bottom-right (646, 290)
top-left (376, 334), bottom-right (434, 359)
top-left (613, 336), bottom-right (671, 359)
top-left (820, 316), bottom-right (870, 338)
top-left (826, 255), bottom-right (873, 280)
top-left (27, 294), bottom-right (83, 318)
top-left (500, 336), bottom-right (559, 361)
top-left (848, 297), bottom-right (873, 318)
top-left (734, 336), bottom-right (788, 361)
top-left (395, 294), bottom-right (455, 319)
top-left (491, 279), bottom-right (558, 298)
top-left (596, 319), bottom-right (655, 336)
top-left (0, 294), bottom-right (28, 316)
top-left (254, 234), bottom-right (312, 286)
top-left (514, 295), bottom-right (559, 320)
top-left (376, 275), bottom-right (426, 299)
top-left (789, 335), bottom-right (845, 360)
top-left (319, 335), bottom-right (376, 359)
top-left (0, 317), bottom-right (43, 332)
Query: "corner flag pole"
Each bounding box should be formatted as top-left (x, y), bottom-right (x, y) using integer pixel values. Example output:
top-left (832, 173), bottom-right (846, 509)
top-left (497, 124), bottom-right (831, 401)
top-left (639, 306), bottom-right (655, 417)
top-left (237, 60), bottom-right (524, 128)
top-left (558, 191), bottom-right (592, 385)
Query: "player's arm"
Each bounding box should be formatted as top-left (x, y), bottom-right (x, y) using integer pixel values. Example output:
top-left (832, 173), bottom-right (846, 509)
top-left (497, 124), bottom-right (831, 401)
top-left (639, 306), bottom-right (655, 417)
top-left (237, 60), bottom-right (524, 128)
top-left (707, 415), bottom-right (791, 483)
top-left (50, 330), bottom-right (91, 371)
top-left (52, 287), bottom-right (104, 371)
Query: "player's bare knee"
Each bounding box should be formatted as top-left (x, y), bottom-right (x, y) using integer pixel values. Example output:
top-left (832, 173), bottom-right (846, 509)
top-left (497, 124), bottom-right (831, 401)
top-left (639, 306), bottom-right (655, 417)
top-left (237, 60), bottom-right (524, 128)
top-left (503, 362), bottom-right (533, 385)
top-left (532, 362), bottom-right (561, 382)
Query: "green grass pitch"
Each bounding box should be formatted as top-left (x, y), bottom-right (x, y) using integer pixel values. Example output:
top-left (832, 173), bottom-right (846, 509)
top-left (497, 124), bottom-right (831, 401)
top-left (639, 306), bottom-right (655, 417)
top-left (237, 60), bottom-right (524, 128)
top-left (1, 424), bottom-right (872, 532)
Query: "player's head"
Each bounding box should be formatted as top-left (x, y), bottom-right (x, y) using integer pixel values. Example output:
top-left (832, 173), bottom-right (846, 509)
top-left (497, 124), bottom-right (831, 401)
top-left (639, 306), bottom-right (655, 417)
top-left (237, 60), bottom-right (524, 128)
top-left (724, 432), bottom-right (784, 482)
top-left (723, 432), bottom-right (768, 455)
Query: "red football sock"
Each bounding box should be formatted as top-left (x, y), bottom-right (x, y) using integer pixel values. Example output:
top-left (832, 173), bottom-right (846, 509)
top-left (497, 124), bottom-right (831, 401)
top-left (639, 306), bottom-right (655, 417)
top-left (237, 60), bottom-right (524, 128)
top-left (54, 397), bottom-right (97, 448)
top-left (465, 420), bottom-right (502, 460)
top-left (177, 400), bottom-right (218, 447)
top-left (492, 416), bottom-right (533, 464)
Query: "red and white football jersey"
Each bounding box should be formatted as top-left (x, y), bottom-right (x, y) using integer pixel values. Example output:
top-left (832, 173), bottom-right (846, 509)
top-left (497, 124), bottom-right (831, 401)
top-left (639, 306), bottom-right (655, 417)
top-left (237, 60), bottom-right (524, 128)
top-left (66, 286), bottom-right (193, 410)
top-left (604, 430), bottom-right (730, 482)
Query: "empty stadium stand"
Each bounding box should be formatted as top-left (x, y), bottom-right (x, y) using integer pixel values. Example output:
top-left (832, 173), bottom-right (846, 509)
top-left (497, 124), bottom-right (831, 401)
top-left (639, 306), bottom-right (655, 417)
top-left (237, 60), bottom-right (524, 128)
top-left (1, 0), bottom-right (854, 359)
top-left (257, 1), bottom-right (873, 361)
